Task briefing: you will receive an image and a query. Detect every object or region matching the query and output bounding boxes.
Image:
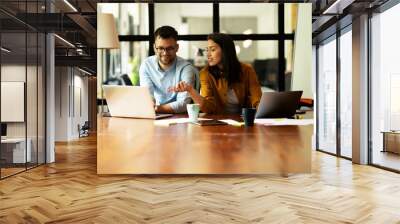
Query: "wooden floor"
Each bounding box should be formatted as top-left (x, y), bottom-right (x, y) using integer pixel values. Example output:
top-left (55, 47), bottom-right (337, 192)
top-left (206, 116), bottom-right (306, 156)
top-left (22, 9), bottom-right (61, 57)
top-left (1, 135), bottom-right (400, 223)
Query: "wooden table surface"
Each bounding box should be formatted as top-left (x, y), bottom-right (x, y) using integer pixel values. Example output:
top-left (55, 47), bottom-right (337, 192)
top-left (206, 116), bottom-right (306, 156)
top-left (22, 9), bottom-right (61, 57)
top-left (97, 115), bottom-right (312, 174)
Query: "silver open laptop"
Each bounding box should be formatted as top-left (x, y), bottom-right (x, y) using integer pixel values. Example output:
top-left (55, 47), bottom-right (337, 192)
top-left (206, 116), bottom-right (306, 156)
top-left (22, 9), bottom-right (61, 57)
top-left (255, 91), bottom-right (303, 118)
top-left (103, 85), bottom-right (173, 119)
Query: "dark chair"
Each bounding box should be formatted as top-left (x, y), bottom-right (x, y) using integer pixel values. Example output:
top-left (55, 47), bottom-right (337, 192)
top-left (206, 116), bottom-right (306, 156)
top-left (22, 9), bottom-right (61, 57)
top-left (104, 77), bottom-right (122, 85)
top-left (253, 58), bottom-right (286, 91)
top-left (120, 74), bottom-right (133, 86)
top-left (79, 121), bottom-right (90, 138)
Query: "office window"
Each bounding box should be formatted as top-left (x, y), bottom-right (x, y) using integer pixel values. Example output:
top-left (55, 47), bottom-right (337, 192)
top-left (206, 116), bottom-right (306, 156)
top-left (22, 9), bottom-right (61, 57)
top-left (317, 37), bottom-right (337, 154)
top-left (371, 3), bottom-right (400, 171)
top-left (220, 3), bottom-right (278, 34)
top-left (155, 3), bottom-right (213, 35)
top-left (285, 40), bottom-right (294, 91)
top-left (98, 3), bottom-right (149, 35)
top-left (176, 41), bottom-right (208, 68)
top-left (119, 41), bottom-right (149, 85)
top-left (236, 41), bottom-right (279, 91)
top-left (100, 2), bottom-right (299, 102)
top-left (98, 41), bottom-right (149, 98)
top-left (339, 28), bottom-right (352, 158)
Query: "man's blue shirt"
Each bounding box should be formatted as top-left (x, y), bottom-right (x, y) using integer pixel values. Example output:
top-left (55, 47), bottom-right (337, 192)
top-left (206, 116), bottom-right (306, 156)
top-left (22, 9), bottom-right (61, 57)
top-left (139, 55), bottom-right (198, 113)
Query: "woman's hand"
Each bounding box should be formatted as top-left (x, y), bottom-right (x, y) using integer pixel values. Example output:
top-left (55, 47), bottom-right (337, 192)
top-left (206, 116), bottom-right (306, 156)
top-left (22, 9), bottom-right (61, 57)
top-left (168, 81), bottom-right (193, 93)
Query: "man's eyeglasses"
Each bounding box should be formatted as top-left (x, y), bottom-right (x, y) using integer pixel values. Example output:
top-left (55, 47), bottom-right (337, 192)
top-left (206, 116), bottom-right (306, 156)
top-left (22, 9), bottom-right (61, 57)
top-left (155, 46), bottom-right (176, 53)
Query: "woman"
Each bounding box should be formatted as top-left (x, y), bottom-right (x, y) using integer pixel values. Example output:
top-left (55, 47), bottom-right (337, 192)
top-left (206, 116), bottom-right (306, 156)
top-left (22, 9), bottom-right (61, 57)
top-left (170, 33), bottom-right (262, 114)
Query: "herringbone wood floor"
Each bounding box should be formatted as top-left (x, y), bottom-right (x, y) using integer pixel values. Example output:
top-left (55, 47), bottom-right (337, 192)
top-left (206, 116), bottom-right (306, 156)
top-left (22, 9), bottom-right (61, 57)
top-left (1, 135), bottom-right (400, 223)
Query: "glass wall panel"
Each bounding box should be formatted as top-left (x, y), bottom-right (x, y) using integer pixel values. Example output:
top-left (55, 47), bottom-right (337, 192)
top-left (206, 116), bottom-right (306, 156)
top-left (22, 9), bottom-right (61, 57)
top-left (155, 3), bottom-right (212, 35)
top-left (0, 1), bottom-right (46, 179)
top-left (339, 29), bottom-right (352, 158)
top-left (27, 31), bottom-right (38, 169)
top-left (371, 4), bottom-right (400, 171)
top-left (317, 37), bottom-right (337, 154)
top-left (38, 33), bottom-right (45, 165)
top-left (1, 30), bottom-right (28, 177)
top-left (220, 3), bottom-right (278, 34)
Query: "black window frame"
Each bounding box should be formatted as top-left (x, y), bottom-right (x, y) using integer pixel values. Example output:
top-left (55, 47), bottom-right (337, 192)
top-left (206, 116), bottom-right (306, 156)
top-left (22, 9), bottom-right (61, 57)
top-left (113, 1), bottom-right (295, 92)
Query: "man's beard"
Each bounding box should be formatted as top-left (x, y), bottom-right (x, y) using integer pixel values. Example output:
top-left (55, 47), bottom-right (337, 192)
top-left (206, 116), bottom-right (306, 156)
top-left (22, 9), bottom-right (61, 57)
top-left (159, 55), bottom-right (174, 66)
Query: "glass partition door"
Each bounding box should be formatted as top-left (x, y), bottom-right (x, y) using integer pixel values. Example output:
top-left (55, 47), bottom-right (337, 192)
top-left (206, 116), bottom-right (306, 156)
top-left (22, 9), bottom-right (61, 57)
top-left (0, 1), bottom-right (46, 179)
top-left (370, 3), bottom-right (400, 171)
top-left (339, 29), bottom-right (352, 158)
top-left (317, 37), bottom-right (337, 154)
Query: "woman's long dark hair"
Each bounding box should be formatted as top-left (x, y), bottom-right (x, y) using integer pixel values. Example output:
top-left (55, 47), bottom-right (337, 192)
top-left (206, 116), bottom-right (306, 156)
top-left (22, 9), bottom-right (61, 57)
top-left (207, 33), bottom-right (242, 86)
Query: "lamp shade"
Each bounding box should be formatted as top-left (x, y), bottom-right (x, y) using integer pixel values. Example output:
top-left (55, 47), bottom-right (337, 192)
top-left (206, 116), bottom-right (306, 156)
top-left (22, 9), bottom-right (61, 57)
top-left (97, 13), bottom-right (119, 49)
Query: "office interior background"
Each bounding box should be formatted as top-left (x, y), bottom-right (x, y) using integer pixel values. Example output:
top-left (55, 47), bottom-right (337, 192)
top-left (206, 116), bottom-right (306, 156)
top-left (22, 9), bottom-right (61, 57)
top-left (0, 0), bottom-right (399, 222)
top-left (1, 0), bottom-right (399, 178)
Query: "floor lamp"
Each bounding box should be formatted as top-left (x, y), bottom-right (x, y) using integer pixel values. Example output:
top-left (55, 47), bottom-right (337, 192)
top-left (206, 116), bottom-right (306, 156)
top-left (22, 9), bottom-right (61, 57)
top-left (97, 13), bottom-right (119, 113)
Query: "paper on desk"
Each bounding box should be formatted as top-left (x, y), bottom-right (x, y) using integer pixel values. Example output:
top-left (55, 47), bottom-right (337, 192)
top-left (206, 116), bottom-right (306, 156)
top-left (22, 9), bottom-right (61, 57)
top-left (219, 119), bottom-right (244, 127)
top-left (254, 118), bottom-right (313, 126)
top-left (154, 118), bottom-right (211, 126)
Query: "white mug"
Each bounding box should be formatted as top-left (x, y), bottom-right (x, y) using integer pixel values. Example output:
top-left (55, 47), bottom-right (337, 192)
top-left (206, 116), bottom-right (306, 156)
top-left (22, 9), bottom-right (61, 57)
top-left (187, 104), bottom-right (200, 122)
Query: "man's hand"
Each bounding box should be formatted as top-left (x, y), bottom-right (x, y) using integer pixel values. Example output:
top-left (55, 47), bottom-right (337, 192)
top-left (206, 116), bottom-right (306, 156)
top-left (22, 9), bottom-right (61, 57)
top-left (168, 81), bottom-right (193, 93)
top-left (155, 104), bottom-right (174, 114)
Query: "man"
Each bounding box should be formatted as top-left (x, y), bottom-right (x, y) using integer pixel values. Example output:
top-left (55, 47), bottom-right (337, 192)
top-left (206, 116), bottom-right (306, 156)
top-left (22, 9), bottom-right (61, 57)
top-left (139, 26), bottom-right (198, 113)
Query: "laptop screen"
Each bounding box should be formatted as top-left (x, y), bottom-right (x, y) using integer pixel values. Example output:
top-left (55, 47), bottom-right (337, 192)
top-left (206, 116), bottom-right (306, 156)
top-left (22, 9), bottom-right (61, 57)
top-left (255, 91), bottom-right (303, 118)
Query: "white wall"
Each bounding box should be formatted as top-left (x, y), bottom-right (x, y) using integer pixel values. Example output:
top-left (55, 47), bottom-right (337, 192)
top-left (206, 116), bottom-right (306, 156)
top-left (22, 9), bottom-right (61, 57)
top-left (292, 4), bottom-right (312, 98)
top-left (1, 65), bottom-right (40, 137)
top-left (55, 67), bottom-right (89, 141)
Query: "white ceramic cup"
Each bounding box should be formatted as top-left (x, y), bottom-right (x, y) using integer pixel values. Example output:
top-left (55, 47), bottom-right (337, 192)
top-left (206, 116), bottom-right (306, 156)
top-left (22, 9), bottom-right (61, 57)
top-left (187, 104), bottom-right (200, 122)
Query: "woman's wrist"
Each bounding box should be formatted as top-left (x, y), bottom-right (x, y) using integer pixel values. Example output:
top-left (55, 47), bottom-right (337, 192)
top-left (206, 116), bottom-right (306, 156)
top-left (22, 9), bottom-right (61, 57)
top-left (187, 86), bottom-right (195, 95)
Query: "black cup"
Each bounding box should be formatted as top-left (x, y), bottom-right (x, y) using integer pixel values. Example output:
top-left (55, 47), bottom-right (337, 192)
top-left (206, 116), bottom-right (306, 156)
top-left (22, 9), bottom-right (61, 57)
top-left (242, 108), bottom-right (256, 127)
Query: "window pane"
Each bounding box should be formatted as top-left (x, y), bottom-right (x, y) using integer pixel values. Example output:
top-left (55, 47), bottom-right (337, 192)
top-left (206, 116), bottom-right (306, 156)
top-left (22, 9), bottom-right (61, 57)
top-left (177, 41), bottom-right (208, 69)
top-left (220, 3), bottom-right (278, 34)
top-left (98, 3), bottom-right (149, 35)
top-left (239, 41), bottom-right (279, 91)
top-left (98, 41), bottom-right (149, 99)
top-left (177, 40), bottom-right (279, 91)
top-left (285, 3), bottom-right (298, 34)
top-left (371, 4), bottom-right (400, 171)
top-left (317, 37), bottom-right (337, 154)
top-left (285, 40), bottom-right (293, 91)
top-left (155, 3), bottom-right (212, 35)
top-left (340, 29), bottom-right (352, 158)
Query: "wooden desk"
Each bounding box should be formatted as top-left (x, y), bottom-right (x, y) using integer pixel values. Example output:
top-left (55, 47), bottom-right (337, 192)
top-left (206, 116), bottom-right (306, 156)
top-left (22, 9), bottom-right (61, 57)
top-left (1, 138), bottom-right (31, 164)
top-left (382, 131), bottom-right (400, 154)
top-left (97, 116), bottom-right (312, 174)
